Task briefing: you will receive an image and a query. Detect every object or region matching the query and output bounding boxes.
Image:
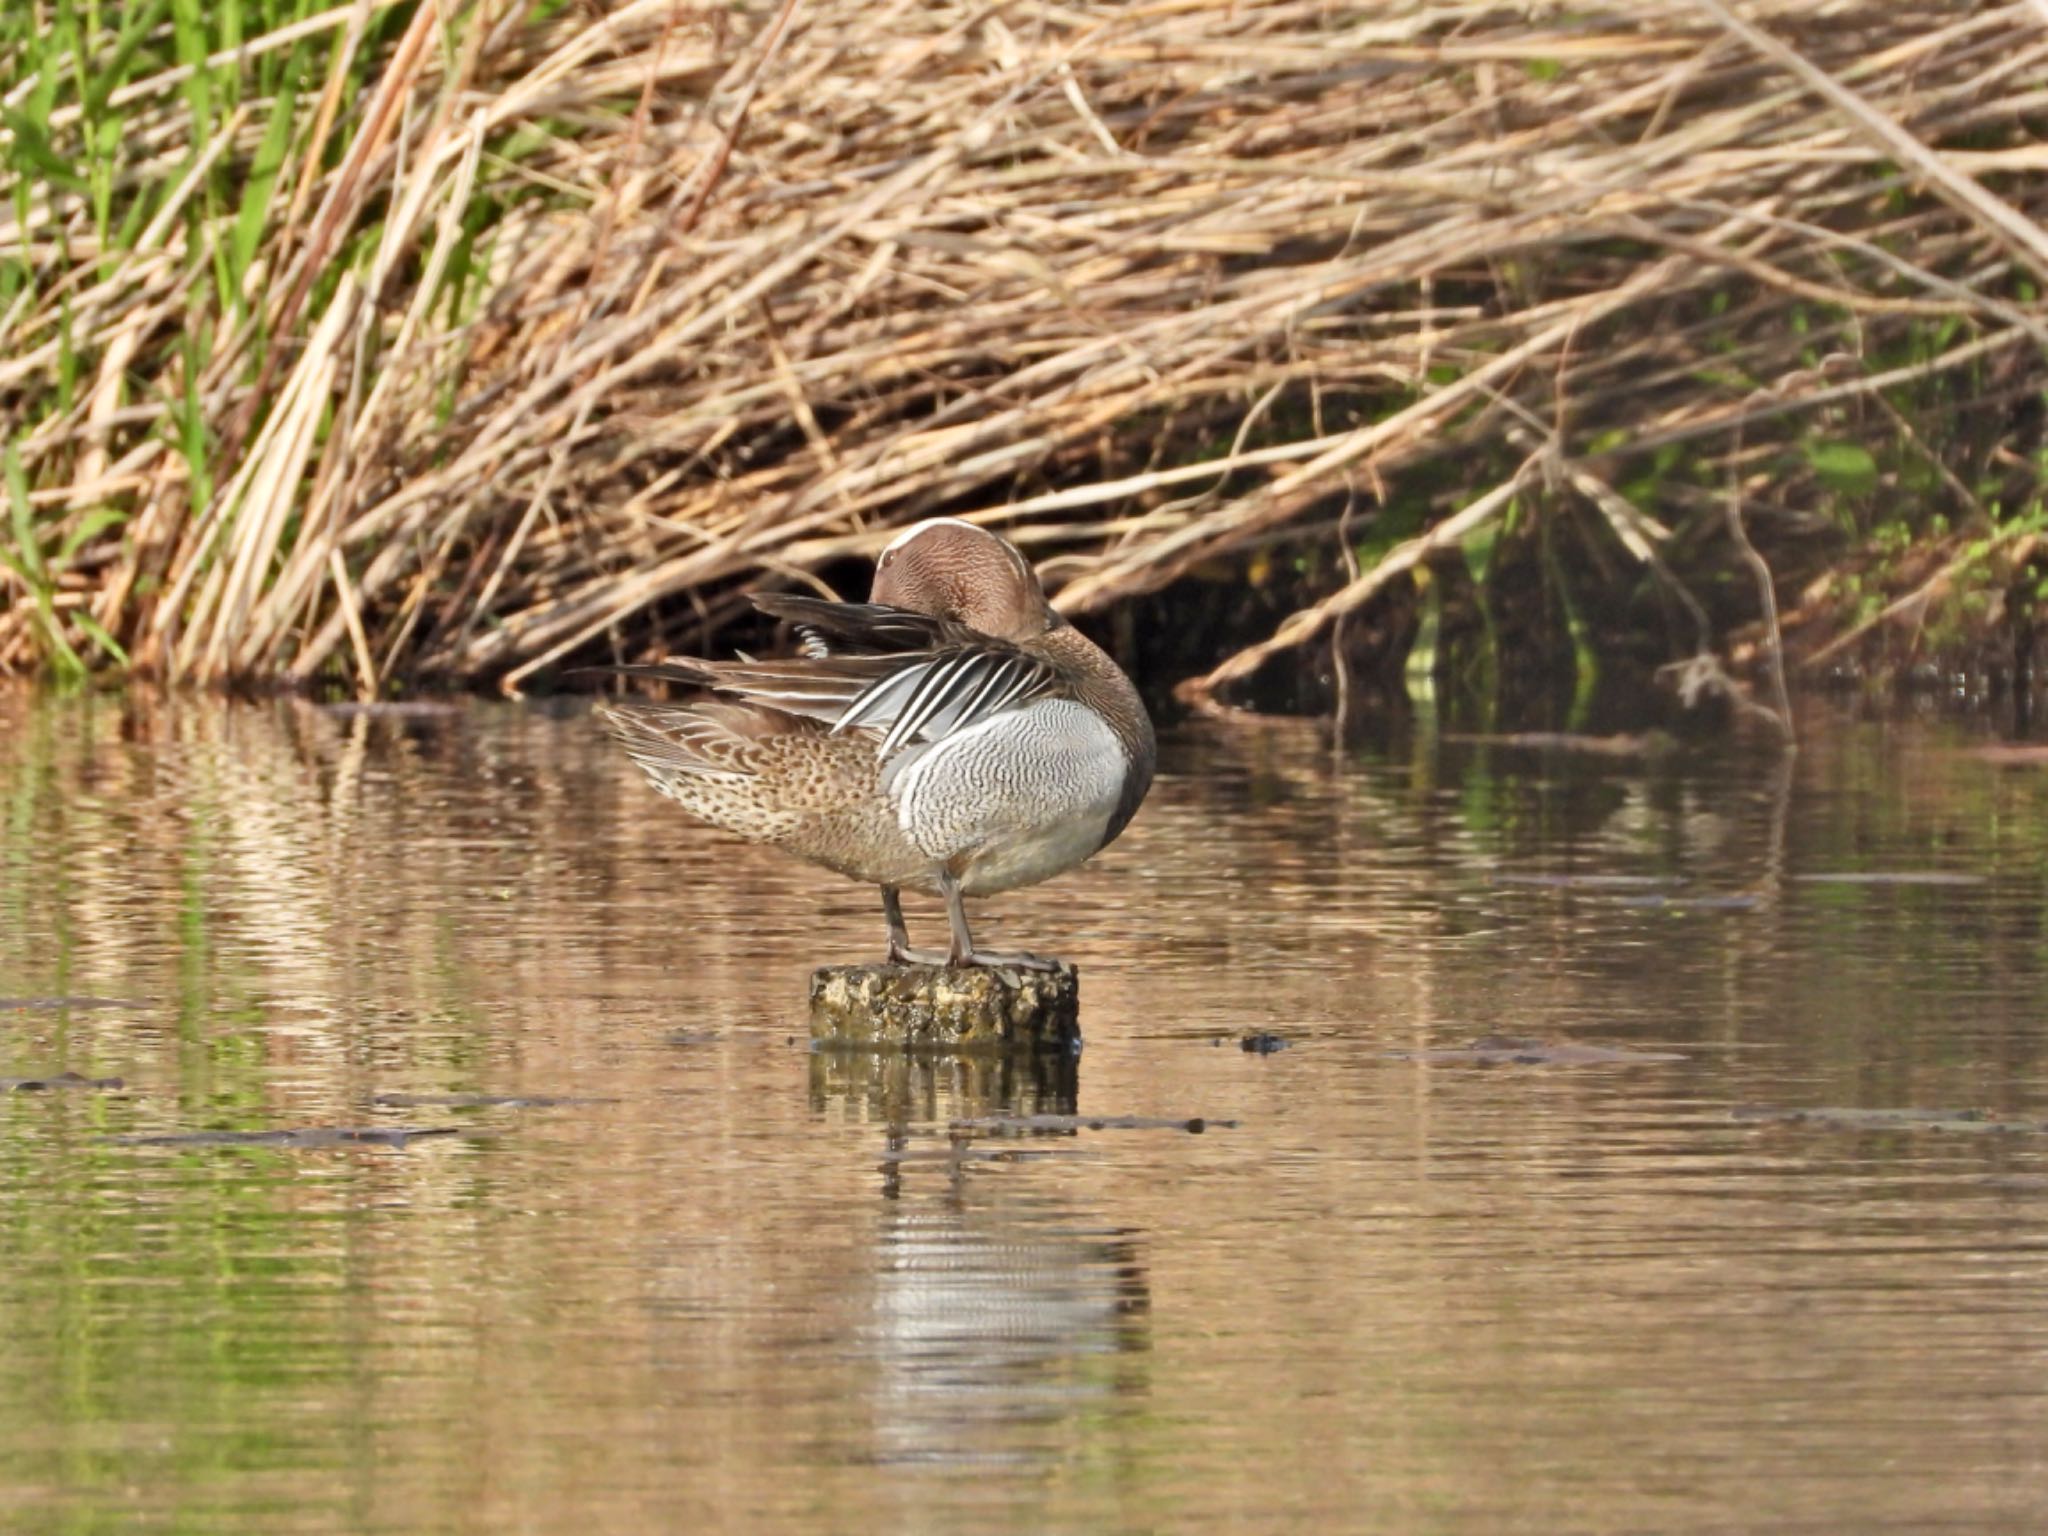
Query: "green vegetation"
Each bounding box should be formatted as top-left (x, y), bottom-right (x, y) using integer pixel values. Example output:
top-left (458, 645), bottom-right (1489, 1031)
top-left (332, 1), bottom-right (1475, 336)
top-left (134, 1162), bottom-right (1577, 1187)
top-left (1, 0), bottom-right (2043, 714)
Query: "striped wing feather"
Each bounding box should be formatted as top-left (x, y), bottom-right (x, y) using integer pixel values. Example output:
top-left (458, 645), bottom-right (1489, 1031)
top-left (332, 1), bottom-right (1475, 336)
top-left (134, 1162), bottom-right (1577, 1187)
top-left (609, 596), bottom-right (1064, 757)
top-left (839, 646), bottom-right (1057, 756)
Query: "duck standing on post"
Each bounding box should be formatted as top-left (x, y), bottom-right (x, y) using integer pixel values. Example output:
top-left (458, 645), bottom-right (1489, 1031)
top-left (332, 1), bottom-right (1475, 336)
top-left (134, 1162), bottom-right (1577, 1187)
top-left (597, 518), bottom-right (1154, 968)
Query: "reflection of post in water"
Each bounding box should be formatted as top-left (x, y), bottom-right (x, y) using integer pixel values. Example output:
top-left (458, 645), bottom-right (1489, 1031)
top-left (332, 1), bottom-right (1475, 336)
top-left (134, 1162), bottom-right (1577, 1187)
top-left (809, 1047), bottom-right (1079, 1128)
top-left (810, 1045), bottom-right (1080, 1201)
top-left (811, 1056), bottom-right (1081, 1212)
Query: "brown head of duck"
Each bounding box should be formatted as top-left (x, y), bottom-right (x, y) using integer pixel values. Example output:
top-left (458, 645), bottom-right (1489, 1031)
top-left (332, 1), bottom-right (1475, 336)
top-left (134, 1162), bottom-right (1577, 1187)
top-left (869, 517), bottom-right (1050, 640)
top-left (598, 517), bottom-right (1154, 968)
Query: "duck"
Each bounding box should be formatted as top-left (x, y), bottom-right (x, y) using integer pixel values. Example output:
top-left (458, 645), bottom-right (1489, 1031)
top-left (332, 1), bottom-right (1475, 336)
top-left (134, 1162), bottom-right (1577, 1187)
top-left (597, 517), bottom-right (1155, 968)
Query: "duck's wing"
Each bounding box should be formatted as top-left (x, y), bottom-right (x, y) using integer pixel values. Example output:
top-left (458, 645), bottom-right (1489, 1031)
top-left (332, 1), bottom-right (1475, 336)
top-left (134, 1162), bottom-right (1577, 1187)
top-left (596, 697), bottom-right (789, 781)
top-left (751, 594), bottom-right (946, 658)
top-left (835, 640), bottom-right (1062, 757)
top-left (621, 596), bottom-right (1063, 757)
top-left (614, 651), bottom-right (899, 728)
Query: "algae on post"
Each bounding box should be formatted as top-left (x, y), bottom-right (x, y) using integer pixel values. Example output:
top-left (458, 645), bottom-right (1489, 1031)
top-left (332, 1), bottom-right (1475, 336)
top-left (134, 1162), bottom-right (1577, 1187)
top-left (809, 963), bottom-right (1080, 1053)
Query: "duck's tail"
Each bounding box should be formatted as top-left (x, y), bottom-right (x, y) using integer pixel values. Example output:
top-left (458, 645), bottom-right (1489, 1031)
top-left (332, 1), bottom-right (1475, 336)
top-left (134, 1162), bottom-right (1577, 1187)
top-left (596, 698), bottom-right (779, 783)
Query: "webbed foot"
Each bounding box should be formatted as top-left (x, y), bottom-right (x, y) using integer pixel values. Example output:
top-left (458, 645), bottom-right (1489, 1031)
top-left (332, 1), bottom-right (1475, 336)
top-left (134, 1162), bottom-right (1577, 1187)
top-left (884, 939), bottom-right (953, 966)
top-left (947, 947), bottom-right (1062, 972)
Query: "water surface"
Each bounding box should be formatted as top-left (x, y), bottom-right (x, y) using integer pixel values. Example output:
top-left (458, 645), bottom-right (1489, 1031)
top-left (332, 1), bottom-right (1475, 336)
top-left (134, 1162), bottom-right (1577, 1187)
top-left (3, 693), bottom-right (2048, 1533)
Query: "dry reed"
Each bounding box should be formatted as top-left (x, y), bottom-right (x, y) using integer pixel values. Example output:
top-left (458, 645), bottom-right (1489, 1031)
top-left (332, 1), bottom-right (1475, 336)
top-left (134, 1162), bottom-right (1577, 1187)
top-left (3, 0), bottom-right (2044, 702)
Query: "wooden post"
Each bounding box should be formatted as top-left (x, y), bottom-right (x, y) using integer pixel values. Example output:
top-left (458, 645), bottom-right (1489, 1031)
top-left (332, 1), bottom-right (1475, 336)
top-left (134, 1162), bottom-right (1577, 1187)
top-left (808, 962), bottom-right (1080, 1053)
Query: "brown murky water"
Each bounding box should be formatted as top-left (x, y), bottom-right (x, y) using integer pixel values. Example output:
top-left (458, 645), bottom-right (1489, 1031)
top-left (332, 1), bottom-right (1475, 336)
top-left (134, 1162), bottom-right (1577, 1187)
top-left (4, 692), bottom-right (2048, 1533)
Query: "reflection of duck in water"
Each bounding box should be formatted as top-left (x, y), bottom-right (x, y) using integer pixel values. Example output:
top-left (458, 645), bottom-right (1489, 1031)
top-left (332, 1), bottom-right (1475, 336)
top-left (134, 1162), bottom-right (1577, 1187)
top-left (805, 977), bottom-right (1147, 1470)
top-left (599, 519), bottom-right (1154, 966)
top-left (866, 1193), bottom-right (1151, 1469)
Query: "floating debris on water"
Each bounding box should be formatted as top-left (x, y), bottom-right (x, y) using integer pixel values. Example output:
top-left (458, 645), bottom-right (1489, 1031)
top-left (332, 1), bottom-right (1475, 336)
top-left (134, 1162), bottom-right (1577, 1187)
top-left (0, 996), bottom-right (146, 1012)
top-left (372, 1093), bottom-right (615, 1109)
top-left (1733, 1105), bottom-right (2046, 1134)
top-left (1444, 730), bottom-right (1680, 759)
top-left (1790, 872), bottom-right (1987, 887)
top-left (874, 1145), bottom-right (1078, 1166)
top-left (951, 1113), bottom-right (1234, 1134)
top-left (1387, 1037), bottom-right (1685, 1065)
top-left (2, 1071), bottom-right (125, 1092)
top-left (1615, 893), bottom-right (1762, 911)
top-left (105, 1126), bottom-right (461, 1148)
top-left (1490, 873), bottom-right (1679, 890)
top-left (316, 701), bottom-right (464, 719)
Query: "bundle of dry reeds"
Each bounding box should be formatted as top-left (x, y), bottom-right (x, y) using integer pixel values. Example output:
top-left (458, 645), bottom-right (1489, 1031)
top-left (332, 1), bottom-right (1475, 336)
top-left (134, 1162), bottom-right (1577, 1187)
top-left (3, 0), bottom-right (2044, 701)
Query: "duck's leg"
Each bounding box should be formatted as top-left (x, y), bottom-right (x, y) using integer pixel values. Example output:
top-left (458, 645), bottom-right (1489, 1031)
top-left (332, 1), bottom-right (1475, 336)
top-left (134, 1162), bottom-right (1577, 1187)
top-left (939, 869), bottom-right (1060, 971)
top-left (881, 885), bottom-right (949, 966)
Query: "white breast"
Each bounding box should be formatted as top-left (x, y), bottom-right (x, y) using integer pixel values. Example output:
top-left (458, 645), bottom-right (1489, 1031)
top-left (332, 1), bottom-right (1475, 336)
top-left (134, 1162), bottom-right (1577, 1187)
top-left (888, 699), bottom-right (1127, 896)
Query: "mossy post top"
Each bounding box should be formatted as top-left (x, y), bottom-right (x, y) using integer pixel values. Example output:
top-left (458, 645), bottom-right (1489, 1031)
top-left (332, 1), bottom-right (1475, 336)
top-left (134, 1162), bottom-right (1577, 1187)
top-left (809, 963), bottom-right (1080, 1054)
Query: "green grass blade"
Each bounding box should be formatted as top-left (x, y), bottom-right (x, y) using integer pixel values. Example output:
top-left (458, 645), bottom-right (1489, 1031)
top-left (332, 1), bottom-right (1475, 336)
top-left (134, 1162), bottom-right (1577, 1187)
top-left (73, 611), bottom-right (130, 667)
top-left (56, 297), bottom-right (77, 414)
top-left (35, 590), bottom-right (86, 680)
top-left (3, 110), bottom-right (89, 194)
top-left (230, 72), bottom-right (298, 294)
top-left (174, 329), bottom-right (214, 517)
top-left (168, 0), bottom-right (213, 156)
top-left (58, 507), bottom-right (128, 566)
top-left (3, 442), bottom-right (44, 587)
top-left (82, 0), bottom-right (172, 118)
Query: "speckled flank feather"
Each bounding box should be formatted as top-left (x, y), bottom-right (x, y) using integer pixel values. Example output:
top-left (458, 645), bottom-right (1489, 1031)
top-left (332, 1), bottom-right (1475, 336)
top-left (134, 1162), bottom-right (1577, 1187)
top-left (597, 701), bottom-right (930, 888)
